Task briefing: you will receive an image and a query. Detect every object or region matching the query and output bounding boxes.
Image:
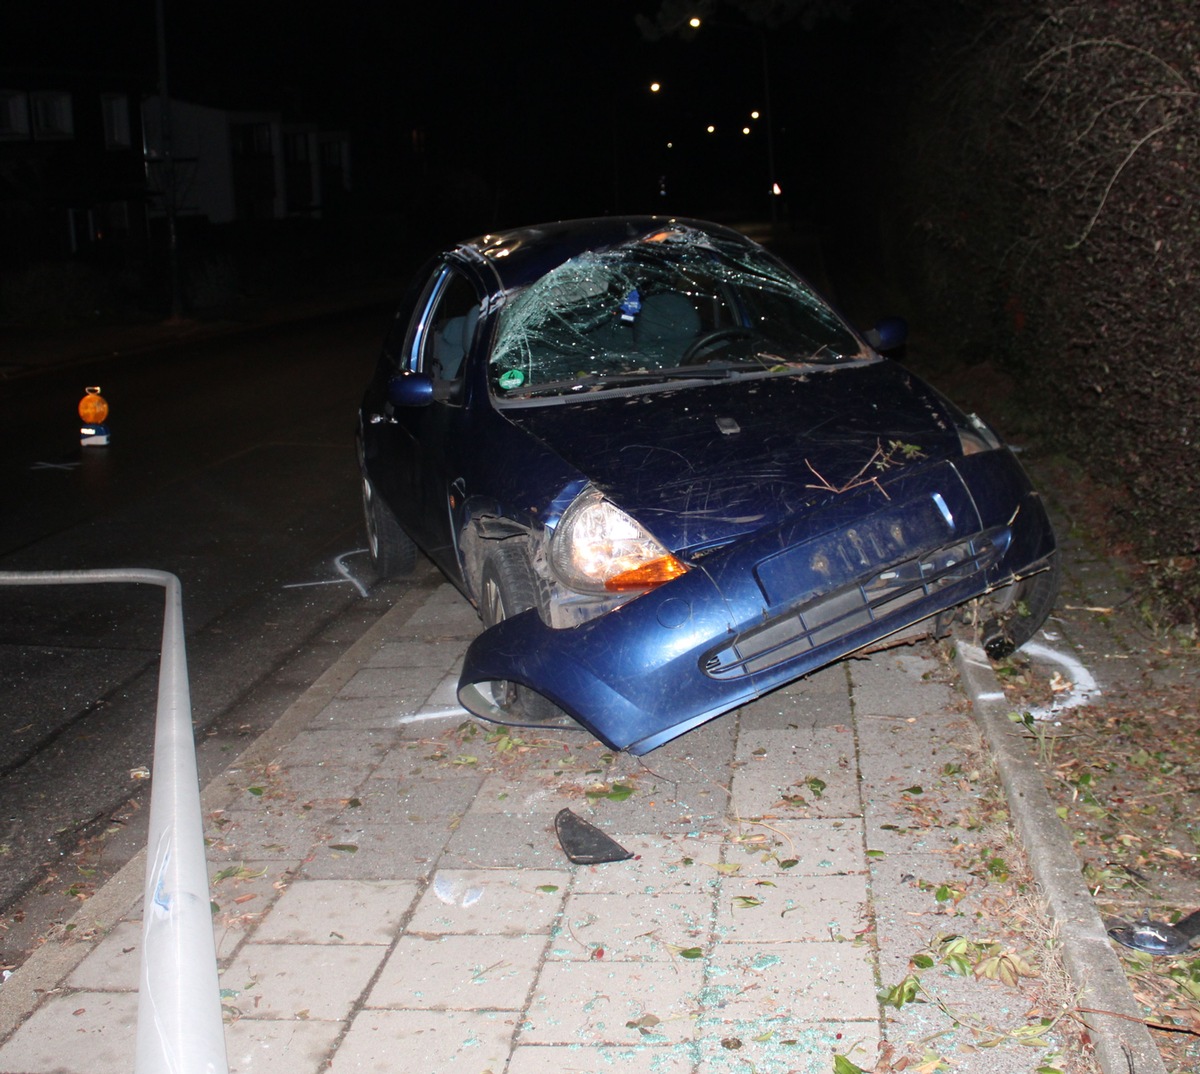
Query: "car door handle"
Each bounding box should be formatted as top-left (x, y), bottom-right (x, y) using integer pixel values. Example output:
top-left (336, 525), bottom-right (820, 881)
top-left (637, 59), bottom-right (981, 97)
top-left (366, 411), bottom-right (398, 425)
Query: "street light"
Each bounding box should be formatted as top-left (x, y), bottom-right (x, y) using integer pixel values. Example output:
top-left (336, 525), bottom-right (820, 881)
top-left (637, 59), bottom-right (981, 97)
top-left (689, 16), bottom-right (780, 224)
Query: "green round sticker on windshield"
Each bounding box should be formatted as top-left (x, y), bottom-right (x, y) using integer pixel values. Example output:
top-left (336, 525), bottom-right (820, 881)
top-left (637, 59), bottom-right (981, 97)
top-left (498, 369), bottom-right (525, 390)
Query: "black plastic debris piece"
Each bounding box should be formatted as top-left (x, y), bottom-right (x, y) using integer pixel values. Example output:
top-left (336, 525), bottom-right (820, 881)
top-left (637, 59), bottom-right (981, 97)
top-left (554, 808), bottom-right (633, 864)
top-left (1107, 908), bottom-right (1200, 956)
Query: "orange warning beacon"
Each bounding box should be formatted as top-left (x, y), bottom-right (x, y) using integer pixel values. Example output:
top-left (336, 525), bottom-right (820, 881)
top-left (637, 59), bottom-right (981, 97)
top-left (79, 386), bottom-right (110, 446)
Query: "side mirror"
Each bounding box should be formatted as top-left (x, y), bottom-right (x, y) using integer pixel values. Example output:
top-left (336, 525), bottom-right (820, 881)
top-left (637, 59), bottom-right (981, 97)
top-left (387, 372), bottom-right (434, 407)
top-left (864, 316), bottom-right (908, 354)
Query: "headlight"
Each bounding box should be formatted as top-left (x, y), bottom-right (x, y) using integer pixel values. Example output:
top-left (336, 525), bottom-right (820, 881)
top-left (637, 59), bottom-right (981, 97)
top-left (958, 412), bottom-right (1003, 456)
top-left (550, 487), bottom-right (688, 593)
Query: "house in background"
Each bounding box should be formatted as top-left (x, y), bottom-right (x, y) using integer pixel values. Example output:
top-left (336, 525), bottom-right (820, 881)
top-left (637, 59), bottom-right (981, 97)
top-left (140, 96), bottom-right (350, 226)
top-left (1, 70), bottom-right (352, 270)
top-left (0, 69), bottom-right (148, 266)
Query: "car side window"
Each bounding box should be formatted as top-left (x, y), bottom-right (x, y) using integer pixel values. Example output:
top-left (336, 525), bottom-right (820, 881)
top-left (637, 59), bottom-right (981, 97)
top-left (415, 269), bottom-right (480, 385)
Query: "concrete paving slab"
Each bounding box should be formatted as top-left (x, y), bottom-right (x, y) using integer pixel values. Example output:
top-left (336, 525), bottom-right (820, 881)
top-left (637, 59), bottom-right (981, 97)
top-left (693, 1018), bottom-right (879, 1074)
top-left (327, 1007), bottom-right (516, 1074)
top-left (250, 879), bottom-right (419, 945)
top-left (0, 990), bottom-right (137, 1073)
top-left (333, 664), bottom-right (446, 701)
top-left (221, 942), bottom-right (385, 1021)
top-left (224, 1017), bottom-right (343, 1074)
top-left (579, 782), bottom-right (731, 836)
top-left (368, 932), bottom-right (545, 1010)
top-left (406, 868), bottom-right (569, 935)
top-left (206, 803), bottom-right (347, 860)
top-left (364, 738), bottom-right (474, 781)
top-left (351, 775), bottom-right (485, 823)
top-left (364, 638), bottom-right (467, 668)
top-left (702, 941), bottom-right (878, 1022)
top-left (439, 812), bottom-right (573, 869)
top-left (522, 959), bottom-right (706, 1044)
top-left (267, 726), bottom-right (400, 769)
top-left (302, 696), bottom-right (427, 731)
top-left (64, 918), bottom-right (142, 992)
top-left (507, 1042), bottom-right (697, 1073)
top-left (720, 818), bottom-right (863, 876)
top-left (298, 822), bottom-right (450, 880)
top-left (736, 669), bottom-right (855, 732)
top-left (729, 729), bottom-right (861, 820)
top-left (550, 890), bottom-right (715, 960)
top-left (713, 873), bottom-right (868, 943)
top-left (570, 832), bottom-right (724, 895)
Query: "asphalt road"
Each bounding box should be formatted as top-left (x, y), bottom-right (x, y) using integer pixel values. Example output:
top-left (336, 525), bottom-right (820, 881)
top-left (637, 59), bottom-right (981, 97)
top-left (0, 305), bottom-right (403, 928)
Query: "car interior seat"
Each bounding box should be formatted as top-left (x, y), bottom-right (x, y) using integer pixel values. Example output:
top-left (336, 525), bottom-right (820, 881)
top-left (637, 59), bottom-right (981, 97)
top-left (634, 292), bottom-right (700, 364)
top-left (431, 306), bottom-right (479, 380)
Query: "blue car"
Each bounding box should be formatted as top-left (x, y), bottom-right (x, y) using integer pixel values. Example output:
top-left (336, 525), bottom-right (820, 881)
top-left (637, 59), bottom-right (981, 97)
top-left (357, 217), bottom-right (1057, 754)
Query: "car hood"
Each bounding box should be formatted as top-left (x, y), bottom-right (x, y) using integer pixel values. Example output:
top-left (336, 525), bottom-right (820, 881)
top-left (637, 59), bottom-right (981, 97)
top-left (501, 362), bottom-right (967, 551)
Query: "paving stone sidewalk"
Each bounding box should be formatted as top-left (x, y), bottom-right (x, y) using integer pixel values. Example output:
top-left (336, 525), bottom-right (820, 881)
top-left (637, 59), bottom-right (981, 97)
top-left (0, 575), bottom-right (1093, 1074)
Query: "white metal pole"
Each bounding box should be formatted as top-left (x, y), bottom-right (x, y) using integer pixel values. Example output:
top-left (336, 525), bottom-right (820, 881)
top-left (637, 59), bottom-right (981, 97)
top-left (0, 570), bottom-right (228, 1074)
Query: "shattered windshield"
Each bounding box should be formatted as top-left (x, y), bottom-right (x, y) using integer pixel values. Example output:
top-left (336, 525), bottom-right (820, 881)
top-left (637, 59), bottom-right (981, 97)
top-left (488, 226), bottom-right (867, 400)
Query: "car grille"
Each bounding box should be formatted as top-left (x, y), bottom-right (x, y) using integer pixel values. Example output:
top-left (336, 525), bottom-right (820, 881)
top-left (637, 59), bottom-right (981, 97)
top-left (703, 528), bottom-right (1006, 679)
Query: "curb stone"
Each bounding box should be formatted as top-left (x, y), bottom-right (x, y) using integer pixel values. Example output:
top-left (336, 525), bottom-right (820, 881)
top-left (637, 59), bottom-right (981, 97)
top-left (954, 636), bottom-right (1167, 1074)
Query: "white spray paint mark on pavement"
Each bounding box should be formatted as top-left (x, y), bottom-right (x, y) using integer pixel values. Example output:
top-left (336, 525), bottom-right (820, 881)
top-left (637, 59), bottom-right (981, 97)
top-left (392, 706), bottom-right (470, 725)
top-left (1022, 638), bottom-right (1099, 720)
top-left (283, 548), bottom-right (370, 598)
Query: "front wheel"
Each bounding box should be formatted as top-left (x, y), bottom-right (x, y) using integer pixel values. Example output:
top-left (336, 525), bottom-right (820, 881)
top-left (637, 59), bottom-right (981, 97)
top-left (479, 546), bottom-right (563, 724)
top-left (361, 474), bottom-right (417, 577)
top-left (974, 554), bottom-right (1061, 659)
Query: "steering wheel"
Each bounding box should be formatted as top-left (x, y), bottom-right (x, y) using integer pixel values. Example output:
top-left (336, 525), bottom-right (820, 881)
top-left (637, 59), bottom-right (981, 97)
top-left (680, 326), bottom-right (754, 365)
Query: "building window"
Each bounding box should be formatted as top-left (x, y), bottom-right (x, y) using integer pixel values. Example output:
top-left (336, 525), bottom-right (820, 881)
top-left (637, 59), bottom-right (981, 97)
top-left (232, 121), bottom-right (272, 157)
top-left (0, 90), bottom-right (30, 139)
top-left (102, 93), bottom-right (131, 148)
top-left (284, 131), bottom-right (309, 164)
top-left (31, 90), bottom-right (73, 139)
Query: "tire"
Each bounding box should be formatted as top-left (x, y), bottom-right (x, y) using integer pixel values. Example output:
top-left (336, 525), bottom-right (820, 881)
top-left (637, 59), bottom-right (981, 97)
top-left (478, 545), bottom-right (562, 724)
top-left (976, 553), bottom-right (1061, 659)
top-left (361, 473), bottom-right (417, 577)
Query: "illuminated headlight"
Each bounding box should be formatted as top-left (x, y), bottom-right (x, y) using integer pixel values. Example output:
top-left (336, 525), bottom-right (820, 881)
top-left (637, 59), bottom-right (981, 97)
top-left (550, 487), bottom-right (688, 593)
top-left (958, 412), bottom-right (1003, 456)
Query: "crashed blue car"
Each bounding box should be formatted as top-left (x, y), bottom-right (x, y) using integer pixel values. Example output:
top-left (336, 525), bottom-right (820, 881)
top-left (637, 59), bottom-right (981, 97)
top-left (357, 217), bottom-right (1057, 754)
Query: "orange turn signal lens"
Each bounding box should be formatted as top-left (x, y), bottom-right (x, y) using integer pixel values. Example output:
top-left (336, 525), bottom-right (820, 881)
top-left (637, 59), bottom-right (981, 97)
top-left (603, 554), bottom-right (688, 592)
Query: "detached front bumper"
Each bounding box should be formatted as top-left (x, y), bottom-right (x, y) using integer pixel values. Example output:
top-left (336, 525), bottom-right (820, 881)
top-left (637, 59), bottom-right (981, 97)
top-left (458, 453), bottom-right (1055, 754)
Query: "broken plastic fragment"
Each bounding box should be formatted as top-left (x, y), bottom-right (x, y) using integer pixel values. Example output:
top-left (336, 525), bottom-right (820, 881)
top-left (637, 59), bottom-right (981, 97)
top-left (1107, 908), bottom-right (1200, 955)
top-left (554, 808), bottom-right (633, 864)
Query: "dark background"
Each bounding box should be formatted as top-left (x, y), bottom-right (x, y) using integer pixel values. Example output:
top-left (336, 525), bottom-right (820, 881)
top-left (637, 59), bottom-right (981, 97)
top-left (4, 0), bottom-right (1199, 618)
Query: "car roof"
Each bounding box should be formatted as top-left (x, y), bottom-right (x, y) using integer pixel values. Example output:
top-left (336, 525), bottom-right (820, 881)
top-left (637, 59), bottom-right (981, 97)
top-left (449, 216), bottom-right (761, 293)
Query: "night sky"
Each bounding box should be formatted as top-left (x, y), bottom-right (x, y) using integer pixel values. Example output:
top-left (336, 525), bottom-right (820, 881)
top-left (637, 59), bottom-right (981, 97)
top-left (5, 1), bottom-right (908, 226)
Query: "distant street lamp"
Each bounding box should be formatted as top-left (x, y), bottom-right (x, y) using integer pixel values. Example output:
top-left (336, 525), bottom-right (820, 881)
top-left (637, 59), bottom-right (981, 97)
top-left (689, 16), bottom-right (781, 224)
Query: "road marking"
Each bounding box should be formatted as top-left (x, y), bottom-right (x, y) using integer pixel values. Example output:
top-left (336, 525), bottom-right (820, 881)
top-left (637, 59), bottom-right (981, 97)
top-left (283, 549), bottom-right (370, 598)
top-left (31, 460), bottom-right (80, 471)
top-left (1022, 638), bottom-right (1100, 720)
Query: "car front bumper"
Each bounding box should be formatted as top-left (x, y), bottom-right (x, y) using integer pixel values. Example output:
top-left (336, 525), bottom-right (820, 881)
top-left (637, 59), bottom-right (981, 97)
top-left (458, 452), bottom-right (1055, 754)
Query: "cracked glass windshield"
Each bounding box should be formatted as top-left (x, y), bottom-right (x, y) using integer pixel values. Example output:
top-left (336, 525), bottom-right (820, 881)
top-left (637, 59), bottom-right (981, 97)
top-left (489, 227), bottom-right (868, 400)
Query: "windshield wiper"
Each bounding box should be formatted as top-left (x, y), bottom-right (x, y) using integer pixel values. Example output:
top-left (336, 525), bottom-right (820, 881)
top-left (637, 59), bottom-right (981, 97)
top-left (501, 366), bottom-right (738, 398)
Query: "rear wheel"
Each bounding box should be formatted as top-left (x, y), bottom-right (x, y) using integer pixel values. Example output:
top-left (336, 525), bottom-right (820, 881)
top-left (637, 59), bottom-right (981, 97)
top-left (975, 554), bottom-right (1061, 659)
top-left (479, 545), bottom-right (561, 724)
top-left (361, 474), bottom-right (416, 577)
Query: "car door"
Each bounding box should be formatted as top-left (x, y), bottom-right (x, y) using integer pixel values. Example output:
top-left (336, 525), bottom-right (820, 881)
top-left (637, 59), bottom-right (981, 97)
top-left (378, 262), bottom-right (480, 576)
